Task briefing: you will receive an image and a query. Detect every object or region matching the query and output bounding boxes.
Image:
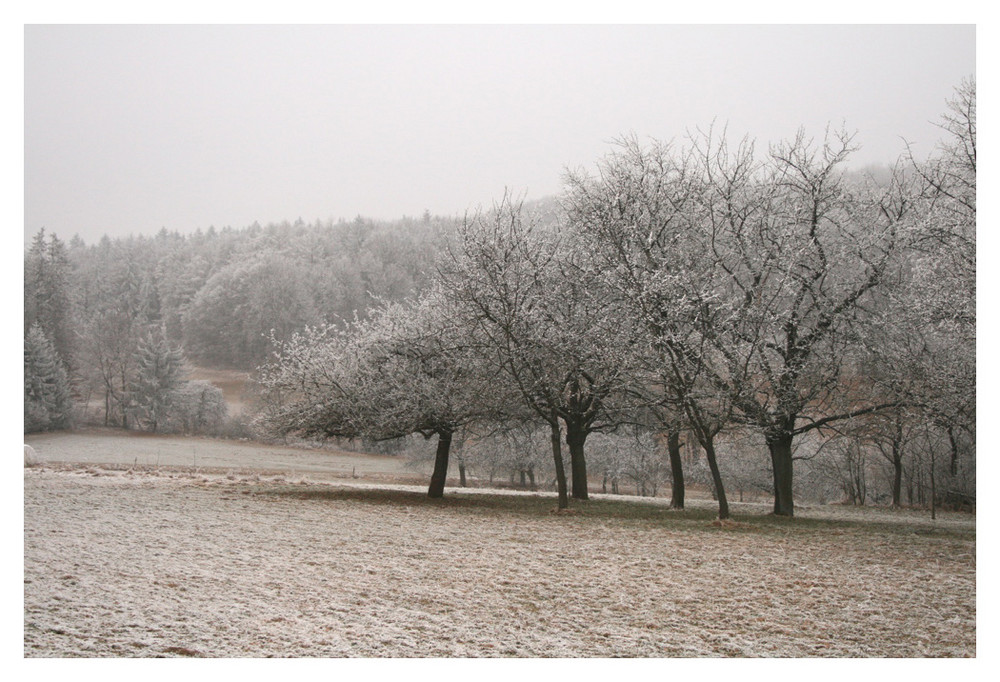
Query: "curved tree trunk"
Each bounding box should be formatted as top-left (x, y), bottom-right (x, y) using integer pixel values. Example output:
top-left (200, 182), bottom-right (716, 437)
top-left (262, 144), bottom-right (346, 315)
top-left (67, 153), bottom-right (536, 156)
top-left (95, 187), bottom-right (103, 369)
top-left (550, 420), bottom-right (569, 509)
top-left (767, 431), bottom-right (795, 517)
top-left (427, 428), bottom-right (452, 499)
top-left (565, 420), bottom-right (589, 500)
top-left (702, 438), bottom-right (729, 520)
top-left (667, 428), bottom-right (685, 509)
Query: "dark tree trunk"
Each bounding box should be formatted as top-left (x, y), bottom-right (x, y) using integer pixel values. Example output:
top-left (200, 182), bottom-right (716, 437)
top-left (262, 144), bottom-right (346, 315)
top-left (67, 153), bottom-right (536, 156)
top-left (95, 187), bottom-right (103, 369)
top-left (667, 428), bottom-right (685, 509)
top-left (891, 444), bottom-right (903, 509)
top-left (427, 429), bottom-right (452, 499)
top-left (519, 470), bottom-right (527, 487)
top-left (550, 420), bottom-right (569, 509)
top-left (565, 420), bottom-right (589, 500)
top-left (767, 430), bottom-right (795, 517)
top-left (602, 471), bottom-right (608, 494)
top-left (930, 448), bottom-right (937, 521)
top-left (458, 458), bottom-right (467, 487)
top-left (947, 426), bottom-right (959, 477)
top-left (527, 467), bottom-right (535, 491)
top-left (702, 439), bottom-right (730, 520)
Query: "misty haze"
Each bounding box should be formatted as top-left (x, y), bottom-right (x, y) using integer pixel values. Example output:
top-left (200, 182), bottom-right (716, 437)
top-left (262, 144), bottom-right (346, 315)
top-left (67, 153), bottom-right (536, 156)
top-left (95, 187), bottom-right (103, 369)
top-left (24, 24), bottom-right (975, 659)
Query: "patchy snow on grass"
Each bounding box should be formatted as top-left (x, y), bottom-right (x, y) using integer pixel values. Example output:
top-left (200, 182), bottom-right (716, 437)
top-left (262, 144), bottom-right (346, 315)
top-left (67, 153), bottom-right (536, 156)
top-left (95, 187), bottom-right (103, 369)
top-left (24, 465), bottom-right (975, 658)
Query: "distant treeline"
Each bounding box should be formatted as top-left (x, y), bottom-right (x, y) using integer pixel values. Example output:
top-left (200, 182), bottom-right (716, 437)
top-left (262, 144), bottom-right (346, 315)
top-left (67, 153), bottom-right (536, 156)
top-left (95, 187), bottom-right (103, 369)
top-left (23, 209), bottom-right (499, 431)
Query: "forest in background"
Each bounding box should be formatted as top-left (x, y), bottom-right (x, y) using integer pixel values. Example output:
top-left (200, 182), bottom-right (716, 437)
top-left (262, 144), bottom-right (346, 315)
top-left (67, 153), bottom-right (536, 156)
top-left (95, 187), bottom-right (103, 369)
top-left (23, 208), bottom-right (470, 428)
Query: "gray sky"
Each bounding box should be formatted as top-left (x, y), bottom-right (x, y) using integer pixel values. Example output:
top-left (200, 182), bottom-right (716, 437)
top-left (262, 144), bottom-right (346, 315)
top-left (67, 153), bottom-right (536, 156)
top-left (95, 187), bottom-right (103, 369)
top-left (24, 24), bottom-right (975, 244)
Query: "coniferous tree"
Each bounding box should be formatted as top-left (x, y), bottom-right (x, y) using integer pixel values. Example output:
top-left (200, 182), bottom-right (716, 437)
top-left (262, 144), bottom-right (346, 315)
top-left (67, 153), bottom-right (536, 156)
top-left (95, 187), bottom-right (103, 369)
top-left (24, 324), bottom-right (73, 432)
top-left (131, 329), bottom-right (186, 432)
top-left (25, 229), bottom-right (76, 375)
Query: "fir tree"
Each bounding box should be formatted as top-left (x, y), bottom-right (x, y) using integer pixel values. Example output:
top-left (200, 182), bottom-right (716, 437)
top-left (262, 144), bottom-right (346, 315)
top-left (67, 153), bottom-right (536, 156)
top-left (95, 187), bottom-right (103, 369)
top-left (131, 329), bottom-right (186, 432)
top-left (24, 324), bottom-right (73, 432)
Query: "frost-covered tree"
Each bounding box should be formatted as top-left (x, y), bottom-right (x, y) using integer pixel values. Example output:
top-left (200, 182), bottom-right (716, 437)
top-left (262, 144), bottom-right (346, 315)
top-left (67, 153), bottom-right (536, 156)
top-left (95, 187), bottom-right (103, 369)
top-left (567, 129), bottom-right (914, 517)
top-left (567, 137), bottom-right (739, 516)
top-left (25, 229), bottom-right (76, 375)
top-left (587, 430), bottom-right (667, 497)
top-left (462, 423), bottom-right (551, 489)
top-left (171, 381), bottom-right (228, 434)
top-left (259, 288), bottom-right (505, 498)
top-left (438, 196), bottom-right (642, 507)
top-left (24, 324), bottom-right (73, 432)
top-left (862, 79), bottom-right (976, 511)
top-left (905, 78), bottom-right (976, 471)
top-left (71, 238), bottom-right (163, 428)
top-left (183, 253), bottom-right (319, 368)
top-left (130, 329), bottom-right (186, 432)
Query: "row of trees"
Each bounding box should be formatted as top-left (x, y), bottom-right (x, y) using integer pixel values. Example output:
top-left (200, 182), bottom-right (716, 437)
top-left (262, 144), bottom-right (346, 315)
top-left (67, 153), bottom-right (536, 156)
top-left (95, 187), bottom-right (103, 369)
top-left (260, 80), bottom-right (975, 517)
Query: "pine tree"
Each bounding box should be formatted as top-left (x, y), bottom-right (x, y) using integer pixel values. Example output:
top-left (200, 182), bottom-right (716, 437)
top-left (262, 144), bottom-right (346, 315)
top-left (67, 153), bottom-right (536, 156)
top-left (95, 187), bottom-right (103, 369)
top-left (24, 229), bottom-right (76, 375)
top-left (131, 329), bottom-right (186, 432)
top-left (24, 324), bottom-right (73, 432)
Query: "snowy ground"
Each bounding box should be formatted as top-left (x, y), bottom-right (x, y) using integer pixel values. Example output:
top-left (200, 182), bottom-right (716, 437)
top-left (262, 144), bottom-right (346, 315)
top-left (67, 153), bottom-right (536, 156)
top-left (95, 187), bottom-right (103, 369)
top-left (24, 443), bottom-right (975, 658)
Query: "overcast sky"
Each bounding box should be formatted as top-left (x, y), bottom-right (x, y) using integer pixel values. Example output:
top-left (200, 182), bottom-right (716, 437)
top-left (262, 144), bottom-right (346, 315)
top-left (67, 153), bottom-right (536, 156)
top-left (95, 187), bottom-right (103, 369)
top-left (24, 24), bottom-right (975, 244)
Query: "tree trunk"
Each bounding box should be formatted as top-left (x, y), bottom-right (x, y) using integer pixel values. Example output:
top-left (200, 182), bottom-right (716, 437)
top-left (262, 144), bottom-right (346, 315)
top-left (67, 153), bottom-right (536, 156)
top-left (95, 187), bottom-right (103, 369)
top-left (667, 428), bottom-right (684, 509)
top-left (519, 470), bottom-right (527, 487)
top-left (947, 425), bottom-right (959, 477)
top-left (702, 439), bottom-right (730, 520)
top-left (120, 370), bottom-right (129, 430)
top-left (427, 428), bottom-right (452, 499)
top-left (892, 448), bottom-right (903, 508)
top-left (767, 431), bottom-right (795, 517)
top-left (565, 420), bottom-right (589, 500)
top-left (458, 457), bottom-right (467, 487)
top-left (550, 420), bottom-right (569, 509)
top-left (527, 467), bottom-right (535, 491)
top-left (891, 419), bottom-right (903, 508)
top-left (931, 448), bottom-right (937, 521)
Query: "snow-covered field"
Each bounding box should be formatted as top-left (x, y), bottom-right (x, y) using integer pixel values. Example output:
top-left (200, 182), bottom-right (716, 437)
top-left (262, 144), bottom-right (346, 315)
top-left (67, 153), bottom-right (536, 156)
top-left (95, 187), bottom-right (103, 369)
top-left (24, 429), bottom-right (426, 482)
top-left (23, 434), bottom-right (975, 658)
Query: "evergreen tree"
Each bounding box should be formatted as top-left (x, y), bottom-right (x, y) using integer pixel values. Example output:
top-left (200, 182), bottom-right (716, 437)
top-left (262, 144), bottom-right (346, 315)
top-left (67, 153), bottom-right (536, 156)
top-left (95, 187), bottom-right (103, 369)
top-left (131, 329), bottom-right (186, 432)
top-left (25, 229), bottom-right (76, 375)
top-left (24, 324), bottom-right (73, 432)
